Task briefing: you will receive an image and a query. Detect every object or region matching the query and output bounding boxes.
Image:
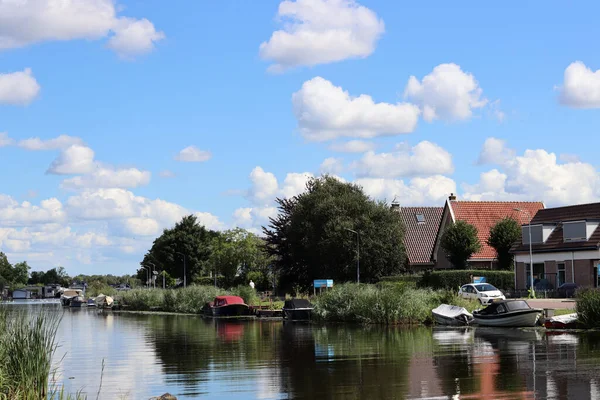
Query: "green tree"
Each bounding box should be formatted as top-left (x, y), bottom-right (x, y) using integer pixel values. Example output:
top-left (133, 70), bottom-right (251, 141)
top-left (208, 228), bottom-right (274, 288)
top-left (440, 221), bottom-right (482, 269)
top-left (264, 176), bottom-right (406, 290)
top-left (0, 253), bottom-right (30, 287)
top-left (488, 217), bottom-right (521, 270)
top-left (139, 215), bottom-right (219, 285)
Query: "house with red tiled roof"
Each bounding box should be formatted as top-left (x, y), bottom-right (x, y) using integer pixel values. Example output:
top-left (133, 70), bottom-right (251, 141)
top-left (511, 202), bottom-right (600, 290)
top-left (395, 204), bottom-right (444, 270)
top-left (432, 194), bottom-right (545, 269)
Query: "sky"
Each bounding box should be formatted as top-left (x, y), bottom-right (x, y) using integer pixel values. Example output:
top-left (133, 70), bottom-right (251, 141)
top-left (1, 0), bottom-right (600, 275)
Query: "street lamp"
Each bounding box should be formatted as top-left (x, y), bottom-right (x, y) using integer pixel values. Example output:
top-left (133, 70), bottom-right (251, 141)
top-left (140, 266), bottom-right (150, 288)
top-left (147, 262), bottom-right (156, 289)
top-left (176, 252), bottom-right (187, 288)
top-left (345, 228), bottom-right (360, 284)
top-left (514, 208), bottom-right (534, 296)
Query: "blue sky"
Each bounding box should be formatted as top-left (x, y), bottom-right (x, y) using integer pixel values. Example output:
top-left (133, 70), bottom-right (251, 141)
top-left (1, 0), bottom-right (599, 275)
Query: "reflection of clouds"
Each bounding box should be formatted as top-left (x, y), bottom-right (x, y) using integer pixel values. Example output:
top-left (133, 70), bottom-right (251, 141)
top-left (52, 310), bottom-right (165, 399)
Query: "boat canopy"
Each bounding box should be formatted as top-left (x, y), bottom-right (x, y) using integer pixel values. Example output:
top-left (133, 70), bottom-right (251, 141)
top-left (214, 296), bottom-right (245, 306)
top-left (432, 304), bottom-right (473, 318)
top-left (95, 294), bottom-right (114, 307)
top-left (477, 300), bottom-right (532, 315)
top-left (63, 289), bottom-right (82, 297)
top-left (283, 299), bottom-right (313, 309)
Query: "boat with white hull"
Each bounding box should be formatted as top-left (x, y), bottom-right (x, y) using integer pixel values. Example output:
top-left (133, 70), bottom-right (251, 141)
top-left (473, 300), bottom-right (541, 327)
top-left (432, 304), bottom-right (473, 326)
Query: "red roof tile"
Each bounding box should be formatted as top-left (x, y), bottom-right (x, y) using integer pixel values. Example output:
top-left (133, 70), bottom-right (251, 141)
top-left (399, 207), bottom-right (444, 264)
top-left (449, 201), bottom-right (545, 260)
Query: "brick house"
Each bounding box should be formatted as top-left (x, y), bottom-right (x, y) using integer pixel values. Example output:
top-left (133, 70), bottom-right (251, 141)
top-left (512, 202), bottom-right (600, 290)
top-left (432, 194), bottom-right (545, 269)
top-left (395, 203), bottom-right (444, 271)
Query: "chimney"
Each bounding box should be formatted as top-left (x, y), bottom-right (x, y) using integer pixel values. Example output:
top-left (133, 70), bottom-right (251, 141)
top-left (448, 193), bottom-right (457, 201)
top-left (391, 201), bottom-right (400, 211)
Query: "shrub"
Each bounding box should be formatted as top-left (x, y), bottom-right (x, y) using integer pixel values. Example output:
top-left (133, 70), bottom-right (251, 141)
top-left (576, 288), bottom-right (600, 328)
top-left (229, 285), bottom-right (259, 305)
top-left (118, 285), bottom-right (225, 313)
top-left (419, 270), bottom-right (514, 291)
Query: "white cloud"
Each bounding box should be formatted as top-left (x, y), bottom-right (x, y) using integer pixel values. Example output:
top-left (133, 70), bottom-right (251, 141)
top-left (194, 212), bottom-right (227, 231)
top-left (0, 195), bottom-right (66, 226)
top-left (558, 61), bottom-right (600, 108)
top-left (477, 137), bottom-right (515, 165)
top-left (0, 0), bottom-right (164, 58)
top-left (320, 157), bottom-right (344, 175)
top-left (259, 0), bottom-right (384, 72)
top-left (61, 167), bottom-right (151, 189)
top-left (175, 146), bottom-right (212, 162)
top-left (159, 170), bottom-right (175, 178)
top-left (280, 172), bottom-right (313, 199)
top-left (329, 140), bottom-right (375, 153)
top-left (0, 68), bottom-right (40, 105)
top-left (18, 134), bottom-right (84, 150)
top-left (107, 18), bottom-right (165, 59)
top-left (293, 76), bottom-right (420, 141)
top-left (354, 141), bottom-right (454, 178)
top-left (122, 217), bottom-right (160, 237)
top-left (47, 145), bottom-right (96, 175)
top-left (247, 167), bottom-right (280, 204)
top-left (0, 132), bottom-right (14, 147)
top-left (464, 141), bottom-right (600, 206)
top-left (404, 63), bottom-right (487, 122)
top-left (356, 175), bottom-right (457, 205)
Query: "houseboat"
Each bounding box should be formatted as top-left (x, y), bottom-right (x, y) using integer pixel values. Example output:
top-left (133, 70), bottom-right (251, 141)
top-left (203, 296), bottom-right (249, 317)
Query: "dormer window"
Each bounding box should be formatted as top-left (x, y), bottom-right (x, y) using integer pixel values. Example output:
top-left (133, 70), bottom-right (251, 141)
top-left (522, 225), bottom-right (543, 244)
top-left (563, 221), bottom-right (587, 242)
top-left (415, 214), bottom-right (425, 224)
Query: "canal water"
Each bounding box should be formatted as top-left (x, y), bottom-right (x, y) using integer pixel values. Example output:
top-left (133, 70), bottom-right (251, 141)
top-left (7, 302), bottom-right (600, 399)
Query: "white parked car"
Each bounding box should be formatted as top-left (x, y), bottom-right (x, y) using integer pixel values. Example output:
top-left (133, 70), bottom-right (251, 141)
top-left (458, 283), bottom-right (505, 305)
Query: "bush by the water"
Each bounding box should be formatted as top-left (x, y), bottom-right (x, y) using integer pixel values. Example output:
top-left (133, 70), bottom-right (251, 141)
top-left (576, 288), bottom-right (600, 328)
top-left (312, 283), bottom-right (478, 325)
top-left (118, 285), bottom-right (261, 313)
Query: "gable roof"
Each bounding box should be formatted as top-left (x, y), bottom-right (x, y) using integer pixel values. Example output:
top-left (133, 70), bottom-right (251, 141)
top-left (512, 202), bottom-right (600, 253)
top-left (399, 206), bottom-right (444, 264)
top-left (448, 200), bottom-right (545, 260)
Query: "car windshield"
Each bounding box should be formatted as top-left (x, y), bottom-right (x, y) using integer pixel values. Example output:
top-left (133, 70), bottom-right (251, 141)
top-left (474, 284), bottom-right (497, 292)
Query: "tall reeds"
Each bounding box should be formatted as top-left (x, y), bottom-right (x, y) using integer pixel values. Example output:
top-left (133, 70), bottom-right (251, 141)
top-left (576, 288), bottom-right (600, 328)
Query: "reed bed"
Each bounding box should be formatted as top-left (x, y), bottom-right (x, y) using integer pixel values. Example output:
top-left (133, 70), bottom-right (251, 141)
top-left (576, 288), bottom-right (600, 328)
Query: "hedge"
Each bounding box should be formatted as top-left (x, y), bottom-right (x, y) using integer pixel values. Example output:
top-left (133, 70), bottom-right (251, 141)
top-left (380, 270), bottom-right (515, 291)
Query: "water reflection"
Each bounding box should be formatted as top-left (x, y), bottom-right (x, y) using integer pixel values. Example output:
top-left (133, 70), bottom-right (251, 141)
top-left (3, 303), bottom-right (600, 399)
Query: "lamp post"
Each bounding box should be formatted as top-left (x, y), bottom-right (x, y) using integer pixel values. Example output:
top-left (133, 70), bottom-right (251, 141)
top-left (514, 208), bottom-right (534, 296)
top-left (147, 262), bottom-right (156, 289)
top-left (140, 266), bottom-right (150, 288)
top-left (345, 228), bottom-right (360, 284)
top-left (176, 252), bottom-right (187, 288)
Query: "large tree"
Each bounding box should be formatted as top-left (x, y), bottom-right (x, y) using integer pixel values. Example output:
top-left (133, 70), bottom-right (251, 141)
top-left (488, 217), bottom-right (521, 270)
top-left (440, 221), bottom-right (482, 269)
top-left (0, 253), bottom-right (30, 287)
top-left (138, 215), bottom-right (219, 285)
top-left (263, 176), bottom-right (406, 290)
top-left (208, 228), bottom-right (274, 288)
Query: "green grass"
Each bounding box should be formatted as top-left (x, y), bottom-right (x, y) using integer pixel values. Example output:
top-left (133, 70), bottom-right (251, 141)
top-left (553, 308), bottom-right (576, 316)
top-left (312, 283), bottom-right (479, 325)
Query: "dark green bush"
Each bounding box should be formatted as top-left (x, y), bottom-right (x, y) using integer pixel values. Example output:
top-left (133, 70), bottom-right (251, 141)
top-left (419, 270), bottom-right (514, 291)
top-left (576, 288), bottom-right (600, 328)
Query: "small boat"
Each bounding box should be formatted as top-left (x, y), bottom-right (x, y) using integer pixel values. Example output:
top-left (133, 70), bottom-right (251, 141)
top-left (60, 289), bottom-right (83, 307)
top-left (69, 295), bottom-right (88, 308)
top-left (544, 313), bottom-right (578, 329)
top-left (473, 300), bottom-right (541, 327)
top-left (282, 299), bottom-right (314, 321)
top-left (432, 304), bottom-right (473, 326)
top-left (95, 294), bottom-right (114, 309)
top-left (203, 296), bottom-right (249, 317)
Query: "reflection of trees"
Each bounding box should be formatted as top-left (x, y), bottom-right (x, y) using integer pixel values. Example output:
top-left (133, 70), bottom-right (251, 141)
top-left (280, 324), bottom-right (422, 399)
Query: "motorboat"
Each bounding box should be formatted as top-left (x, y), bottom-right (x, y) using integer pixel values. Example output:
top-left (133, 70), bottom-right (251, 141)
top-left (544, 313), bottom-right (578, 329)
top-left (203, 296), bottom-right (249, 317)
top-left (473, 300), bottom-right (541, 327)
top-left (282, 298), bottom-right (314, 321)
top-left (95, 294), bottom-right (114, 309)
top-left (87, 298), bottom-right (96, 307)
top-left (432, 304), bottom-right (473, 326)
top-left (69, 295), bottom-right (88, 308)
top-left (60, 289), bottom-right (83, 307)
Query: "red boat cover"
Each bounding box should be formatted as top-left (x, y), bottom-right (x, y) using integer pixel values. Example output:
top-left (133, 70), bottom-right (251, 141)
top-left (214, 296), bottom-right (245, 306)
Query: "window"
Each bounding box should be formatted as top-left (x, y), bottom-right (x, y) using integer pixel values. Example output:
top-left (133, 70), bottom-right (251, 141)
top-left (557, 263), bottom-right (566, 287)
top-left (522, 225), bottom-right (543, 244)
top-left (563, 221), bottom-right (587, 242)
top-left (525, 263), bottom-right (545, 288)
top-left (415, 214), bottom-right (425, 223)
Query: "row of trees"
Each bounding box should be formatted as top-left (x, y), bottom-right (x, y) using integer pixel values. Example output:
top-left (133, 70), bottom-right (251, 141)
top-left (0, 253), bottom-right (29, 289)
top-left (440, 217), bottom-right (521, 270)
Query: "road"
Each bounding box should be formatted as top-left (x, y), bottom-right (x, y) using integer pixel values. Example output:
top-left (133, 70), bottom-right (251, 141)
top-left (524, 298), bottom-right (576, 310)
